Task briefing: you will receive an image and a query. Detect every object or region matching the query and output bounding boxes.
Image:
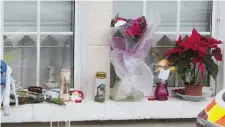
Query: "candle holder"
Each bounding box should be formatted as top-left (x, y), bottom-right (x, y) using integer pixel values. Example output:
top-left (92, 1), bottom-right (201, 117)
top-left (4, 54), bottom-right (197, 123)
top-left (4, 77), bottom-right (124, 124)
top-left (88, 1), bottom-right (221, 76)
top-left (154, 81), bottom-right (169, 101)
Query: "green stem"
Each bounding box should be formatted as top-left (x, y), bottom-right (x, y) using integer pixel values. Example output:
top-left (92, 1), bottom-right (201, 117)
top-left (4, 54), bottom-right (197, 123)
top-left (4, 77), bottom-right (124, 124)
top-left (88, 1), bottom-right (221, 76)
top-left (194, 68), bottom-right (200, 84)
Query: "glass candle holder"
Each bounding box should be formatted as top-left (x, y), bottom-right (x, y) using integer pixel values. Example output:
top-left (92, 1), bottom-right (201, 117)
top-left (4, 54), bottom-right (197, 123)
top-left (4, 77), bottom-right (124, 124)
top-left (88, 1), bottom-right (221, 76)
top-left (154, 81), bottom-right (169, 101)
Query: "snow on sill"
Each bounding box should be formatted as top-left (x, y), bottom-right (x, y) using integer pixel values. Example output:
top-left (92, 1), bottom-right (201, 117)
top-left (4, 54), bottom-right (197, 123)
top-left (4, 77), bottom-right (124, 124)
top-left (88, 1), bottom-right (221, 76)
top-left (1, 96), bottom-right (213, 123)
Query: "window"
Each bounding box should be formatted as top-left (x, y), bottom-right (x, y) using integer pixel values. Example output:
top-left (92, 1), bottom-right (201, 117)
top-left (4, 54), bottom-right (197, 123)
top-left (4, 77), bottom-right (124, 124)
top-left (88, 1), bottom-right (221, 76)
top-left (112, 1), bottom-right (214, 90)
top-left (0, 1), bottom-right (77, 89)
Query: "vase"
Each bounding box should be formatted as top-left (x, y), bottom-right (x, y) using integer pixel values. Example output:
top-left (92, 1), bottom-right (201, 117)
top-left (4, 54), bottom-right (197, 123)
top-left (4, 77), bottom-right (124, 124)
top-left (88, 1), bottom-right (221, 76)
top-left (184, 85), bottom-right (202, 96)
top-left (154, 82), bottom-right (169, 101)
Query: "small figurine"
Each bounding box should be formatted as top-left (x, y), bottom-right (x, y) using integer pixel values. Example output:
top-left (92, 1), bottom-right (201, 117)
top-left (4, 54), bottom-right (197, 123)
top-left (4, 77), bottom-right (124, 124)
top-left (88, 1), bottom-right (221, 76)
top-left (70, 90), bottom-right (84, 103)
top-left (0, 59), bottom-right (18, 116)
top-left (59, 67), bottom-right (71, 102)
top-left (154, 59), bottom-right (176, 101)
top-left (95, 84), bottom-right (106, 103)
top-left (45, 66), bottom-right (58, 88)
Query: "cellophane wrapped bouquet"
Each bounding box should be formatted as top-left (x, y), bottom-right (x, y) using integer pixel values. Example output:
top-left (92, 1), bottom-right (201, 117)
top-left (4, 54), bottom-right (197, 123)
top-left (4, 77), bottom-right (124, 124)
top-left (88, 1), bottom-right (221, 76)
top-left (110, 14), bottom-right (160, 101)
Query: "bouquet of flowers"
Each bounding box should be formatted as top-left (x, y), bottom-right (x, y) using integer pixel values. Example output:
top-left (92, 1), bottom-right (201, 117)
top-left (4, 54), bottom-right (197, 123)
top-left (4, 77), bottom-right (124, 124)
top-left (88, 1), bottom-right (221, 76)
top-left (110, 14), bottom-right (160, 101)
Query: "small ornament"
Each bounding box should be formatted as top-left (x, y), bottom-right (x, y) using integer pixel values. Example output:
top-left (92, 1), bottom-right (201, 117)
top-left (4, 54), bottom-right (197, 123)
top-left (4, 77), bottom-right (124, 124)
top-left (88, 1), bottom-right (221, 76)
top-left (70, 90), bottom-right (84, 103)
top-left (45, 66), bottom-right (58, 88)
top-left (59, 67), bottom-right (71, 102)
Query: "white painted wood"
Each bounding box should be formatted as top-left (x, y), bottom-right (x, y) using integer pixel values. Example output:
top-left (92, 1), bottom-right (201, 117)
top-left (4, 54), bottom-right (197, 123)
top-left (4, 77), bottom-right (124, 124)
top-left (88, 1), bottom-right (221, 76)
top-left (3, 32), bottom-right (73, 35)
top-left (211, 1), bottom-right (219, 93)
top-left (217, 1), bottom-right (225, 89)
top-left (143, 0), bottom-right (146, 17)
top-left (1, 96), bottom-right (212, 123)
top-left (36, 0), bottom-right (40, 86)
top-left (154, 31), bottom-right (210, 35)
top-left (0, 0), bottom-right (4, 59)
top-left (74, 0), bottom-right (79, 90)
top-left (3, 31), bottom-right (210, 36)
top-left (175, 0), bottom-right (181, 87)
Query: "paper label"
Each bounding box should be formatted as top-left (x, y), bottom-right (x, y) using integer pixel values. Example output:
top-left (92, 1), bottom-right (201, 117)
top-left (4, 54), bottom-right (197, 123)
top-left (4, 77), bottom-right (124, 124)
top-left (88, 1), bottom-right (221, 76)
top-left (158, 68), bottom-right (170, 80)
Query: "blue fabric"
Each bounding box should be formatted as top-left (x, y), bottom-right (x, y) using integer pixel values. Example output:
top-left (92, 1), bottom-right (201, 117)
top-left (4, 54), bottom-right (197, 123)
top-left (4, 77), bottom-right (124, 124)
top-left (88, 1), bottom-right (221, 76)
top-left (1, 59), bottom-right (7, 85)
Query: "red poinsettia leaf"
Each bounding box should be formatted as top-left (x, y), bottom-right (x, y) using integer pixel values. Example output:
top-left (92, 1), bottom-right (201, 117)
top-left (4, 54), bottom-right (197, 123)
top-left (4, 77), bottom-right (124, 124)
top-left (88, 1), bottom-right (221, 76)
top-left (182, 46), bottom-right (192, 53)
top-left (184, 35), bottom-right (190, 41)
top-left (198, 41), bottom-right (211, 47)
top-left (211, 45), bottom-right (218, 48)
top-left (212, 48), bottom-right (223, 61)
top-left (200, 35), bottom-right (208, 42)
top-left (177, 35), bottom-right (182, 42)
top-left (198, 47), bottom-right (207, 55)
top-left (164, 48), bottom-right (179, 57)
top-left (191, 28), bottom-right (201, 40)
top-left (209, 38), bottom-right (222, 45)
top-left (192, 58), bottom-right (198, 64)
top-left (197, 52), bottom-right (206, 59)
top-left (198, 63), bottom-right (205, 79)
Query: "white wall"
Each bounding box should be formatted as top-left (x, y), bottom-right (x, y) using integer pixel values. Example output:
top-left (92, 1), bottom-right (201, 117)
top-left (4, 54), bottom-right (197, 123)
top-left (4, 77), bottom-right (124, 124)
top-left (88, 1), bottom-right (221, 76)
top-left (86, 1), bottom-right (112, 100)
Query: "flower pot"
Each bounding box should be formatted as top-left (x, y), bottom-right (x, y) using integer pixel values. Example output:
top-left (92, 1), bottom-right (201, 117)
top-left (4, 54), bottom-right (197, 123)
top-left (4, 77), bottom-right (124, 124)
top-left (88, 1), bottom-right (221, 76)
top-left (184, 85), bottom-right (203, 96)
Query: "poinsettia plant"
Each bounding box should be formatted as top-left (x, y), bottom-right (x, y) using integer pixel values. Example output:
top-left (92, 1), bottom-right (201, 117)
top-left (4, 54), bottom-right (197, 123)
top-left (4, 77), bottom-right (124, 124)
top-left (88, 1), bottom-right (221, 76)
top-left (164, 29), bottom-right (222, 85)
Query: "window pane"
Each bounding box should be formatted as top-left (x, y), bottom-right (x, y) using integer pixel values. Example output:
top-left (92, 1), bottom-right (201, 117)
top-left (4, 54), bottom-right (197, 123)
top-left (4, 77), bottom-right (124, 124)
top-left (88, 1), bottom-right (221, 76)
top-left (180, 1), bottom-right (212, 32)
top-left (3, 35), bottom-right (37, 88)
top-left (146, 1), bottom-right (177, 32)
top-left (40, 35), bottom-right (73, 88)
top-left (4, 1), bottom-right (37, 32)
top-left (40, 1), bottom-right (73, 32)
top-left (145, 35), bottom-right (176, 86)
top-left (113, 1), bottom-right (143, 18)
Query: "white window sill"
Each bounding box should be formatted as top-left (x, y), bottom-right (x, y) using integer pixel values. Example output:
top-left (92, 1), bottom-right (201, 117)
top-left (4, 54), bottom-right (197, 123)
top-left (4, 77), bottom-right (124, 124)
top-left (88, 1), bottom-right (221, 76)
top-left (1, 96), bottom-right (213, 123)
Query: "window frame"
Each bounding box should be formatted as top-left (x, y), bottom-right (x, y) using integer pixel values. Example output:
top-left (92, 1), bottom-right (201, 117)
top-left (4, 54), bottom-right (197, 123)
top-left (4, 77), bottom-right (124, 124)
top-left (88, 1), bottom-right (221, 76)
top-left (0, 0), bottom-right (84, 90)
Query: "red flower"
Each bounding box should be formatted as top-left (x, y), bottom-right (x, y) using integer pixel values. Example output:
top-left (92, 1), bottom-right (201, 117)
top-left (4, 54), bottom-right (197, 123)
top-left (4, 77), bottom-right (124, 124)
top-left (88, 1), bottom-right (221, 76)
top-left (181, 29), bottom-right (210, 56)
top-left (212, 47), bottom-right (222, 61)
top-left (198, 63), bottom-right (205, 79)
top-left (124, 16), bottom-right (147, 40)
top-left (164, 28), bottom-right (223, 63)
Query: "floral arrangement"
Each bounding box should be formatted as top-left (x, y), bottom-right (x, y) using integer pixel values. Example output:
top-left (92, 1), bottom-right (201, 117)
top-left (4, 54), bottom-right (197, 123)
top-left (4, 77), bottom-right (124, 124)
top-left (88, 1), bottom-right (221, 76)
top-left (164, 29), bottom-right (222, 95)
top-left (111, 14), bottom-right (147, 42)
top-left (110, 14), bottom-right (158, 101)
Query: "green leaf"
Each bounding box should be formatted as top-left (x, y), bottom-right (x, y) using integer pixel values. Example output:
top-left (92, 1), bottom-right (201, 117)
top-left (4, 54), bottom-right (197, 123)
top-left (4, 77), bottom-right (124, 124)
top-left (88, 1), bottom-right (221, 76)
top-left (115, 13), bottom-right (119, 19)
top-left (204, 55), bottom-right (219, 80)
top-left (176, 57), bottom-right (191, 80)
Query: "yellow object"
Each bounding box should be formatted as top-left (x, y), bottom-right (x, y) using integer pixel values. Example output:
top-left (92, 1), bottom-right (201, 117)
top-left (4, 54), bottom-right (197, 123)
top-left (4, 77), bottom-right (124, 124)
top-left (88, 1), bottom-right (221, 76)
top-left (205, 89), bottom-right (225, 127)
top-left (207, 104), bottom-right (225, 123)
top-left (96, 72), bottom-right (107, 79)
top-left (170, 66), bottom-right (176, 72)
top-left (155, 59), bottom-right (173, 73)
top-left (156, 59), bottom-right (170, 67)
